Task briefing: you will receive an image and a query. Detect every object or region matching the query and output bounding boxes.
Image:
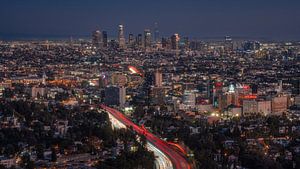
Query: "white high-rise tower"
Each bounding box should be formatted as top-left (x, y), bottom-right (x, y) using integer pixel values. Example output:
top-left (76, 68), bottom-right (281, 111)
top-left (118, 24), bottom-right (126, 48)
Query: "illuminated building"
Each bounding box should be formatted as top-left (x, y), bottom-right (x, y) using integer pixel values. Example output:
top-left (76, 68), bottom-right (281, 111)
top-left (42, 72), bottom-right (47, 85)
top-left (144, 29), bottom-right (151, 49)
top-left (257, 100), bottom-right (271, 116)
top-left (271, 96), bottom-right (288, 115)
top-left (150, 87), bottom-right (166, 105)
top-left (154, 70), bottom-right (162, 87)
top-left (118, 24), bottom-right (126, 48)
top-left (242, 100), bottom-right (258, 116)
top-left (99, 74), bottom-right (109, 88)
top-left (31, 86), bottom-right (47, 99)
top-left (102, 31), bottom-right (108, 48)
top-left (295, 95), bottom-right (300, 107)
top-left (162, 37), bottom-right (171, 49)
top-left (224, 36), bottom-right (233, 51)
top-left (183, 37), bottom-right (190, 50)
top-left (111, 73), bottom-right (128, 87)
top-left (136, 34), bottom-right (143, 48)
top-left (104, 86), bottom-right (126, 107)
top-left (183, 90), bottom-right (196, 109)
top-left (128, 34), bottom-right (134, 46)
top-left (171, 33), bottom-right (180, 50)
top-left (154, 22), bottom-right (159, 43)
top-left (243, 41), bottom-right (261, 52)
top-left (92, 30), bottom-right (102, 48)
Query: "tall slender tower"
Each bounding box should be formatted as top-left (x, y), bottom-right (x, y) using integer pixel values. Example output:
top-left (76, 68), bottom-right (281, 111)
top-left (136, 34), bottom-right (143, 48)
top-left (171, 33), bottom-right (180, 50)
top-left (154, 22), bottom-right (159, 43)
top-left (128, 34), bottom-right (134, 46)
top-left (144, 29), bottom-right (152, 49)
top-left (102, 31), bottom-right (108, 48)
top-left (118, 24), bottom-right (126, 48)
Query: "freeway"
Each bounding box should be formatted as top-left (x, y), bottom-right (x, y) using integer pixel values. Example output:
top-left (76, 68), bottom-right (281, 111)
top-left (101, 104), bottom-right (191, 169)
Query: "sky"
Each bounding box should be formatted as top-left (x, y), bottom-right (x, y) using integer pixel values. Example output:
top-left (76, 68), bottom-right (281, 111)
top-left (0, 0), bottom-right (300, 40)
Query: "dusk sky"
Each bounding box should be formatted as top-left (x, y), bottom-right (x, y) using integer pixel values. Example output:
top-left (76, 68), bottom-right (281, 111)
top-left (0, 0), bottom-right (300, 40)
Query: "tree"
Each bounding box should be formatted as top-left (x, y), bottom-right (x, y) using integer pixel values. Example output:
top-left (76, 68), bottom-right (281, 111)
top-left (36, 144), bottom-right (44, 159)
top-left (51, 147), bottom-right (57, 162)
top-left (20, 153), bottom-right (35, 169)
top-left (0, 164), bottom-right (6, 169)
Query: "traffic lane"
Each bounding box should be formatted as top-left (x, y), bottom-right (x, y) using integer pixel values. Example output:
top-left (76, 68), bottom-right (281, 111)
top-left (101, 105), bottom-right (190, 169)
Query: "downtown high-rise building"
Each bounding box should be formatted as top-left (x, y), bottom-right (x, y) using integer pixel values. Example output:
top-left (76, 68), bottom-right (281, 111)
top-left (136, 34), bottom-right (143, 48)
top-left (144, 29), bottom-right (152, 49)
top-left (171, 33), bottom-right (180, 50)
top-left (128, 33), bottom-right (134, 46)
top-left (92, 30), bottom-right (103, 48)
top-left (154, 22), bottom-right (159, 43)
top-left (102, 31), bottom-right (108, 48)
top-left (118, 24), bottom-right (126, 48)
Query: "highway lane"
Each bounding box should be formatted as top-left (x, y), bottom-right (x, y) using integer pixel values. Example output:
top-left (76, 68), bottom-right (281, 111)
top-left (106, 107), bottom-right (173, 169)
top-left (147, 142), bottom-right (173, 169)
top-left (101, 104), bottom-right (191, 169)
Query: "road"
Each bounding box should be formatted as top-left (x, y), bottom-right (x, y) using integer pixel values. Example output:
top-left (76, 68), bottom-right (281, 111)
top-left (101, 104), bottom-right (191, 169)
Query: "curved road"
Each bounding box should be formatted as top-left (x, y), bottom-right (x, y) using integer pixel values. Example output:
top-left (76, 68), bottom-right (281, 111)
top-left (101, 104), bottom-right (191, 169)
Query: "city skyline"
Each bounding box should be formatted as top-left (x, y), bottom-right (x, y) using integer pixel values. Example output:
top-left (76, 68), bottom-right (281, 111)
top-left (0, 0), bottom-right (300, 41)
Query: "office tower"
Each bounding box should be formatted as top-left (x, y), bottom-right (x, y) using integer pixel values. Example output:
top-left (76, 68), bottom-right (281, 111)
top-left (161, 37), bottom-right (171, 49)
top-left (171, 33), bottom-right (180, 50)
top-left (144, 29), bottom-right (152, 49)
top-left (154, 22), bottom-right (159, 43)
top-left (118, 24), bottom-right (126, 48)
top-left (154, 70), bottom-right (162, 87)
top-left (224, 36), bottom-right (233, 51)
top-left (243, 41), bottom-right (261, 52)
top-left (102, 31), bottom-right (108, 48)
top-left (104, 86), bottom-right (126, 107)
top-left (183, 90), bottom-right (196, 109)
top-left (128, 34), bottom-right (134, 46)
top-left (183, 37), bottom-right (189, 50)
top-left (92, 30), bottom-right (102, 48)
top-left (162, 38), bottom-right (168, 48)
top-left (136, 34), bottom-right (143, 48)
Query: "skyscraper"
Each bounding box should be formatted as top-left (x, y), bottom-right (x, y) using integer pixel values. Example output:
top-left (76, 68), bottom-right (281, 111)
top-left (171, 33), bottom-right (180, 50)
top-left (128, 34), bottom-right (134, 46)
top-left (92, 30), bottom-right (102, 48)
top-left (102, 31), bottom-right (108, 48)
top-left (136, 34), bottom-right (143, 48)
top-left (183, 37), bottom-right (190, 50)
top-left (144, 29), bottom-right (151, 49)
top-left (154, 22), bottom-right (159, 43)
top-left (118, 24), bottom-right (126, 48)
top-left (162, 37), bottom-right (171, 49)
top-left (224, 36), bottom-right (233, 51)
